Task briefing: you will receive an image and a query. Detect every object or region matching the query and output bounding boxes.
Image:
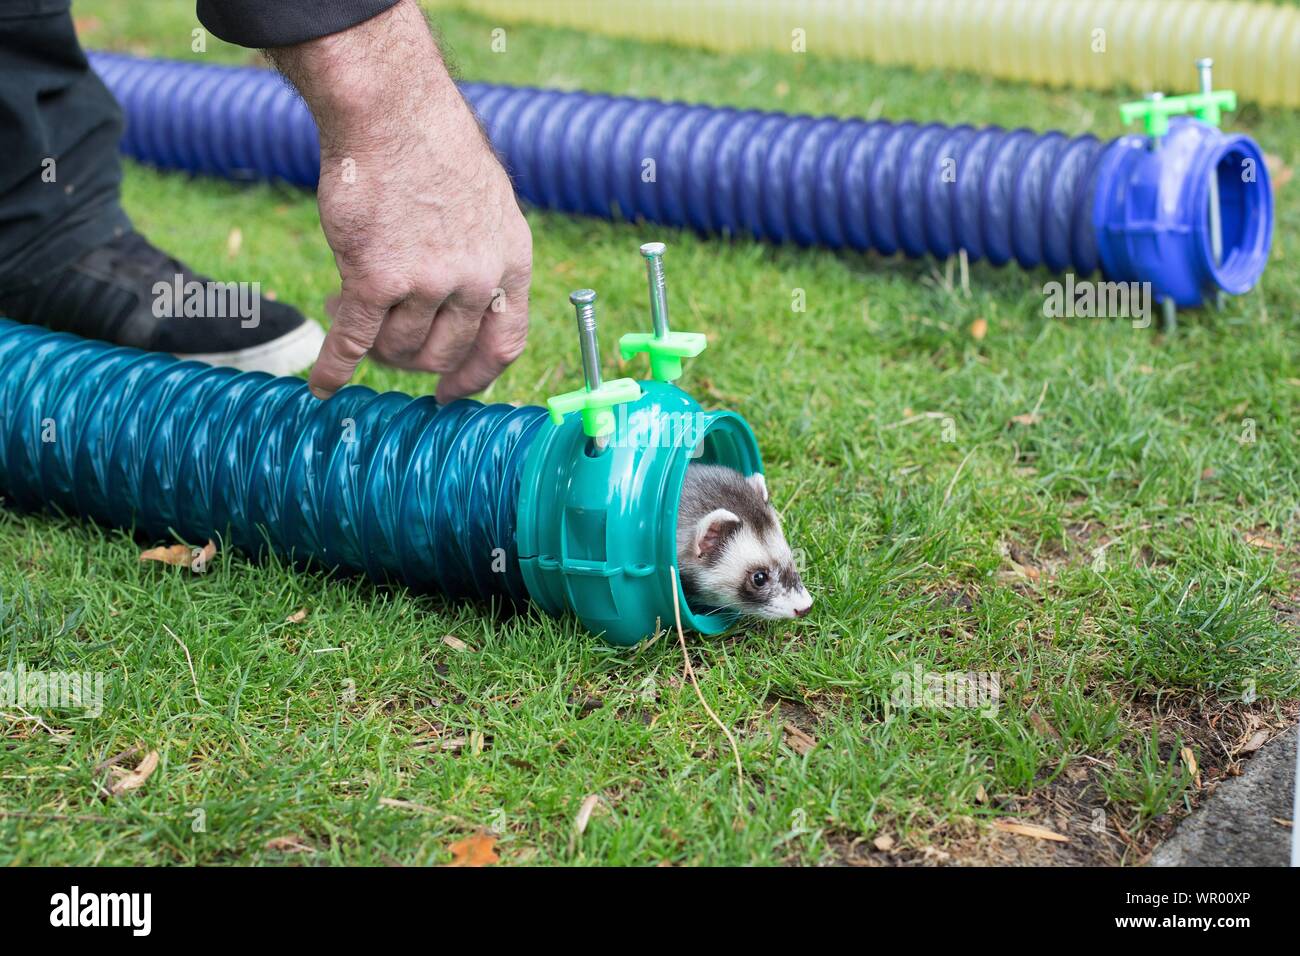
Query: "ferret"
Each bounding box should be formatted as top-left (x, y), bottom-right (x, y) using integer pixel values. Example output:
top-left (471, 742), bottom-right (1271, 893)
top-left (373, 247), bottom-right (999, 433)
top-left (676, 464), bottom-right (813, 620)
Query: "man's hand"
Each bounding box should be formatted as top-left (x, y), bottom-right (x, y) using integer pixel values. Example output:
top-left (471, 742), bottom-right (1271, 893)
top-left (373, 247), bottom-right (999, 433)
top-left (268, 0), bottom-right (531, 402)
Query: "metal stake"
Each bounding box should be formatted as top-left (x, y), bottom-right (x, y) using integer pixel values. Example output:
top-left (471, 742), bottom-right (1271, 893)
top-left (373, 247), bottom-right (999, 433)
top-left (1198, 58), bottom-right (1228, 310)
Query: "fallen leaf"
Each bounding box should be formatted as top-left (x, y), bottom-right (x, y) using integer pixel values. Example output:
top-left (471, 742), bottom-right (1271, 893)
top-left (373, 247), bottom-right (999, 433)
top-left (574, 794), bottom-right (601, 834)
top-left (284, 608), bottom-right (308, 624)
top-left (1029, 712), bottom-right (1060, 739)
top-left (1244, 532), bottom-right (1285, 551)
top-left (446, 832), bottom-right (498, 867)
top-left (1009, 413), bottom-right (1041, 427)
top-left (974, 783), bottom-right (988, 804)
top-left (469, 730), bottom-right (485, 755)
top-left (873, 833), bottom-right (896, 852)
top-left (140, 540), bottom-right (216, 573)
top-left (264, 836), bottom-right (315, 853)
top-left (969, 317), bottom-right (988, 341)
top-left (992, 819), bottom-right (1069, 843)
top-left (1001, 546), bottom-right (1041, 581)
top-left (140, 543), bottom-right (189, 566)
top-left (1181, 746), bottom-right (1202, 788)
top-left (1237, 729), bottom-right (1269, 755)
top-left (782, 722), bottom-right (817, 755)
top-left (442, 634), bottom-right (471, 652)
top-left (226, 227), bottom-right (242, 258)
top-left (108, 750), bottom-right (160, 796)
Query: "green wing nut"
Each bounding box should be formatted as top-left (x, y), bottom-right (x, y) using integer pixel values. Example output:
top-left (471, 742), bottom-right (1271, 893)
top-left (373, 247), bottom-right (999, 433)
top-left (546, 377), bottom-right (642, 438)
top-left (618, 330), bottom-right (708, 383)
top-left (1119, 89), bottom-right (1237, 137)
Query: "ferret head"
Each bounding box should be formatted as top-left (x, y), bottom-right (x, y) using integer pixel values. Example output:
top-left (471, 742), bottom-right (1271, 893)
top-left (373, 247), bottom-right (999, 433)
top-left (678, 468), bottom-right (813, 621)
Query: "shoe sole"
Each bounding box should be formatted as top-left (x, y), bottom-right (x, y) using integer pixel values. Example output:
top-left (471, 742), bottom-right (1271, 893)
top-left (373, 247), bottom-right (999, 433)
top-left (174, 320), bottom-right (326, 376)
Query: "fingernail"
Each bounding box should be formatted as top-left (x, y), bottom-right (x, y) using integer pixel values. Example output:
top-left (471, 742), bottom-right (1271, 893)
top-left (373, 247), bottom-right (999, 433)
top-left (309, 385), bottom-right (333, 401)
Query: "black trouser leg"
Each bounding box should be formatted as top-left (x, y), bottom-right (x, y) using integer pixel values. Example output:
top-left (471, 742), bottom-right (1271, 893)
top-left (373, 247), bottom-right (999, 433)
top-left (0, 0), bottom-right (131, 289)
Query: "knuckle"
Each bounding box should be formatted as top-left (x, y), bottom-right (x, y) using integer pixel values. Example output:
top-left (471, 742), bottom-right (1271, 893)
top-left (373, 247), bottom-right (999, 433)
top-left (411, 272), bottom-right (451, 306)
top-left (488, 325), bottom-right (528, 366)
top-left (443, 272), bottom-right (501, 311)
top-left (467, 279), bottom-right (503, 309)
top-left (331, 324), bottom-right (374, 362)
top-left (352, 272), bottom-right (411, 306)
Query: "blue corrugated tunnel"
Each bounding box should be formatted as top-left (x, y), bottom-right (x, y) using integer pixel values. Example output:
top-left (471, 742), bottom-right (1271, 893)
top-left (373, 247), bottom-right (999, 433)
top-left (88, 51), bottom-right (1272, 308)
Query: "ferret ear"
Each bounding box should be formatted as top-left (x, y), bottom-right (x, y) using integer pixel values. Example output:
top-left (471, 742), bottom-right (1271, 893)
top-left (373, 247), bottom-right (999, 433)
top-left (694, 508), bottom-right (741, 559)
top-left (746, 472), bottom-right (769, 502)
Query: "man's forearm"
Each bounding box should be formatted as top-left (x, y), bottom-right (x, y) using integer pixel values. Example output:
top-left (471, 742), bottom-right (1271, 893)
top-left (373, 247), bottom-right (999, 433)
top-left (265, 0), bottom-right (464, 159)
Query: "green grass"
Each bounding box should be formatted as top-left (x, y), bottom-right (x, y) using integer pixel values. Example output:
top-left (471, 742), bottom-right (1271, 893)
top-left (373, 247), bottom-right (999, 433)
top-left (1, 2), bottom-right (1297, 866)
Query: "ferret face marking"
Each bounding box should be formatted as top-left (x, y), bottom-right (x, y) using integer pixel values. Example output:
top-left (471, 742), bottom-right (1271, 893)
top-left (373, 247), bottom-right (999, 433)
top-left (677, 465), bottom-right (813, 621)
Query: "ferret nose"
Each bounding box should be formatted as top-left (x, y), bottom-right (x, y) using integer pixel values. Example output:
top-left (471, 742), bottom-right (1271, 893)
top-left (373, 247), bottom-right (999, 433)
top-left (794, 603), bottom-right (812, 618)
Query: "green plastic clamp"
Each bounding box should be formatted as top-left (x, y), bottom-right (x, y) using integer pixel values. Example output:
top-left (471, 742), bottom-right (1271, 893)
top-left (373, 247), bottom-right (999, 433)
top-left (618, 330), bottom-right (708, 383)
top-left (517, 379), bottom-right (764, 646)
top-left (546, 378), bottom-right (642, 439)
top-left (1119, 89), bottom-right (1237, 137)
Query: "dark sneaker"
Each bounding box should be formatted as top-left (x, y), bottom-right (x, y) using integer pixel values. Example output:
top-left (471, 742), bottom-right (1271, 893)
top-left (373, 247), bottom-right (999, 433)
top-left (0, 230), bottom-right (324, 376)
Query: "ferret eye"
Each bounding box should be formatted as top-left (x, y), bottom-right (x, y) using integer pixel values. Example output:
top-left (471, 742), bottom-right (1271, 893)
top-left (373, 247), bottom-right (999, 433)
top-left (751, 570), bottom-right (769, 588)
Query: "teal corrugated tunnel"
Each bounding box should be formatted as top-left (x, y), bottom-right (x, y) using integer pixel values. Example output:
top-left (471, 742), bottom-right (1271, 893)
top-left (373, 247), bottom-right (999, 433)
top-left (0, 311), bottom-right (759, 646)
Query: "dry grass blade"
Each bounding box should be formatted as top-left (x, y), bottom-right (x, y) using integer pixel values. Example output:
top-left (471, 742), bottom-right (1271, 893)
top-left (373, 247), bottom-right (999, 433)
top-left (992, 819), bottom-right (1069, 843)
top-left (108, 750), bottom-right (160, 796)
top-left (574, 794), bottom-right (601, 835)
top-left (670, 567), bottom-right (744, 797)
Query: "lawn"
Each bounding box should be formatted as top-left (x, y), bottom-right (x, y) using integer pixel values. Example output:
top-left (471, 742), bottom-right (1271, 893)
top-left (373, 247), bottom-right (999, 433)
top-left (1, 1), bottom-right (1297, 866)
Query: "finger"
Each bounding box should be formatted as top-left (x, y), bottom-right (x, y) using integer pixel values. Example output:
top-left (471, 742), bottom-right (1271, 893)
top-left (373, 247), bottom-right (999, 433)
top-left (434, 287), bottom-right (529, 402)
top-left (307, 291), bottom-right (389, 399)
top-left (414, 284), bottom-right (498, 375)
top-left (371, 296), bottom-right (441, 368)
